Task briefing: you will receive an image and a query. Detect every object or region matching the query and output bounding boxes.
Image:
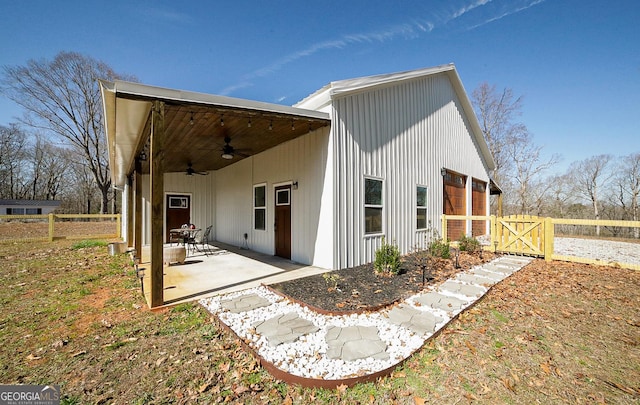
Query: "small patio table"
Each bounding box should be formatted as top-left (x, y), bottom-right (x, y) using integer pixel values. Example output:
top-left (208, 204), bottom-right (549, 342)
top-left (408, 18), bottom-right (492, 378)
top-left (169, 228), bottom-right (201, 256)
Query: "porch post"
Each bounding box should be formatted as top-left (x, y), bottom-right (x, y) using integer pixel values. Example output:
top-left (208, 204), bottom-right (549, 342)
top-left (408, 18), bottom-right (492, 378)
top-left (150, 100), bottom-right (165, 308)
top-left (134, 159), bottom-right (143, 264)
top-left (127, 175), bottom-right (134, 247)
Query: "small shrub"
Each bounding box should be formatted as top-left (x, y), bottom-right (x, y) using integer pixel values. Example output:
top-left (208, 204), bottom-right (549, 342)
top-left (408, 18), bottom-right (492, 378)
top-left (374, 237), bottom-right (401, 275)
top-left (428, 238), bottom-right (450, 259)
top-left (458, 235), bottom-right (481, 252)
top-left (322, 272), bottom-right (341, 291)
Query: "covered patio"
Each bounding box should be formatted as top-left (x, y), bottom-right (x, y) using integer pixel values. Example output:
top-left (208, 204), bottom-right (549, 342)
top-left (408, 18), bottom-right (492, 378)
top-left (138, 241), bottom-right (329, 307)
top-left (100, 80), bottom-right (331, 308)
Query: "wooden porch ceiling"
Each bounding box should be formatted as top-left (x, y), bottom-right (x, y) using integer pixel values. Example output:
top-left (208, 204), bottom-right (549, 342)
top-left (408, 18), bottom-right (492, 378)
top-left (136, 103), bottom-right (330, 175)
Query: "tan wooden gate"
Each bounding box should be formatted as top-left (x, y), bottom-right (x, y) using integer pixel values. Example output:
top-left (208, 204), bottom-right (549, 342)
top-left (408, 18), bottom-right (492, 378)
top-left (495, 215), bottom-right (545, 257)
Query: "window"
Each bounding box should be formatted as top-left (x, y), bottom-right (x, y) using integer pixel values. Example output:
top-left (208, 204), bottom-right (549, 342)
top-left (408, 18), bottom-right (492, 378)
top-left (253, 184), bottom-right (266, 230)
top-left (364, 177), bottom-right (383, 234)
top-left (416, 186), bottom-right (428, 229)
top-left (276, 188), bottom-right (290, 206)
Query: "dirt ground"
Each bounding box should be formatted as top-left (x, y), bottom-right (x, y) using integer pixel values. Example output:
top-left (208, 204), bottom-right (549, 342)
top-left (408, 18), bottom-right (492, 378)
top-left (0, 238), bottom-right (638, 403)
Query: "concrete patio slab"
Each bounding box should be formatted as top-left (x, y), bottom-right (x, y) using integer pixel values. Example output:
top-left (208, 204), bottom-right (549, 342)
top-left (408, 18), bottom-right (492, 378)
top-left (139, 241), bottom-right (330, 307)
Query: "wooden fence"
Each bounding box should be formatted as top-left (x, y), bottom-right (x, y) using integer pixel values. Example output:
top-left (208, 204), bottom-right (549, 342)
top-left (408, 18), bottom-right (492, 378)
top-left (442, 214), bottom-right (640, 271)
top-left (0, 213), bottom-right (121, 243)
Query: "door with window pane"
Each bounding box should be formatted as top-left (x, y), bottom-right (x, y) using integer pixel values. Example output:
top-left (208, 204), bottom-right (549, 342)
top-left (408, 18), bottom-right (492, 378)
top-left (274, 185), bottom-right (291, 259)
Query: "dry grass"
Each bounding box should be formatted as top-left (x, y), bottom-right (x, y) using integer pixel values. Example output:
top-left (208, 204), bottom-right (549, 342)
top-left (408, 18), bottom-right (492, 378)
top-left (0, 239), bottom-right (638, 403)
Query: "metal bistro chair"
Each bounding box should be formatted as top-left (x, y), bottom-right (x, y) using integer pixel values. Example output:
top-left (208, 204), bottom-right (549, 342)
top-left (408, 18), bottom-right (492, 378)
top-left (201, 225), bottom-right (213, 256)
top-left (185, 228), bottom-right (201, 256)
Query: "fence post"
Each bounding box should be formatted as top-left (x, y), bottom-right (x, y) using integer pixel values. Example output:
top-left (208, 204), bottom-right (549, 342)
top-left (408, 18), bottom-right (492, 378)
top-left (544, 217), bottom-right (554, 262)
top-left (490, 215), bottom-right (497, 252)
top-left (48, 213), bottom-right (55, 242)
top-left (441, 215), bottom-right (447, 242)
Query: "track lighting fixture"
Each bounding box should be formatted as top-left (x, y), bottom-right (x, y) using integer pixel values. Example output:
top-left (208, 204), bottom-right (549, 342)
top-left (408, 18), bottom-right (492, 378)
top-left (220, 115), bottom-right (224, 126)
top-left (248, 118), bottom-right (252, 128)
top-left (269, 120), bottom-right (273, 131)
top-left (189, 112), bottom-right (194, 125)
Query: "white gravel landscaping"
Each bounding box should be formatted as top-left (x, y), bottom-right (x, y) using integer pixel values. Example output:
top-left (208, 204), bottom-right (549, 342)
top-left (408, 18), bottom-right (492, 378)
top-left (554, 237), bottom-right (640, 266)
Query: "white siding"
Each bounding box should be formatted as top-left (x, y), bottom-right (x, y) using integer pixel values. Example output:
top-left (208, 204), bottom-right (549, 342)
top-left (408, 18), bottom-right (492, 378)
top-left (140, 172), bottom-right (217, 245)
top-left (214, 127), bottom-right (334, 269)
top-left (331, 72), bottom-right (492, 268)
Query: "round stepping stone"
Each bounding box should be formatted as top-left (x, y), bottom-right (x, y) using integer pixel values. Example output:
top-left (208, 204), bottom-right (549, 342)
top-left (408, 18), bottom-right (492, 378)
top-left (325, 325), bottom-right (389, 361)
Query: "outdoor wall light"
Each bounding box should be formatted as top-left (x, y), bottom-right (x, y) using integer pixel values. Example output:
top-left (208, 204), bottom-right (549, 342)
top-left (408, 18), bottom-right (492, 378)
top-left (292, 181), bottom-right (299, 190)
top-left (440, 167), bottom-right (447, 176)
top-left (139, 150), bottom-right (147, 161)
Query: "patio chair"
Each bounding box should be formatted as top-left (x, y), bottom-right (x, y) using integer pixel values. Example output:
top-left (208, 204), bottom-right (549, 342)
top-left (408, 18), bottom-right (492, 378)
top-left (201, 225), bottom-right (213, 255)
top-left (185, 228), bottom-right (201, 256)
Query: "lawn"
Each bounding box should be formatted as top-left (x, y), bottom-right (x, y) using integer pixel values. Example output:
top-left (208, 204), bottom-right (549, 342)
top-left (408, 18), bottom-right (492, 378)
top-left (0, 240), bottom-right (638, 404)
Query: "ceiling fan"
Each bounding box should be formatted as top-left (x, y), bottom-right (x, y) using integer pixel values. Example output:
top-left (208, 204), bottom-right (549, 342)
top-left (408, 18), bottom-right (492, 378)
top-left (220, 135), bottom-right (250, 159)
top-left (185, 163), bottom-right (208, 176)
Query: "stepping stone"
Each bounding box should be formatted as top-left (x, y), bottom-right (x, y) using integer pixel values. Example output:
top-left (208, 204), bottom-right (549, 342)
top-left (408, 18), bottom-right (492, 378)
top-left (456, 273), bottom-right (496, 286)
top-left (220, 293), bottom-right (271, 313)
top-left (253, 312), bottom-right (319, 347)
top-left (439, 280), bottom-right (486, 297)
top-left (482, 264), bottom-right (515, 275)
top-left (325, 325), bottom-right (389, 361)
top-left (469, 268), bottom-right (504, 281)
top-left (386, 305), bottom-right (443, 334)
top-left (414, 291), bottom-right (467, 311)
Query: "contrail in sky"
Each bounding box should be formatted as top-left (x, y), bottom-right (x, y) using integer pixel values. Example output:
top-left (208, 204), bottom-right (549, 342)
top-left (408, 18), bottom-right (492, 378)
top-left (220, 0), bottom-right (545, 97)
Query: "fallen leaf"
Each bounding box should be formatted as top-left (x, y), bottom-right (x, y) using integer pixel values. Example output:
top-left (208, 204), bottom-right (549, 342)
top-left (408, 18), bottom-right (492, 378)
top-left (336, 302), bottom-right (346, 308)
top-left (540, 362), bottom-right (551, 374)
top-left (283, 395), bottom-right (293, 405)
top-left (71, 351), bottom-right (86, 357)
top-left (26, 354), bottom-right (41, 361)
top-left (465, 340), bottom-right (477, 354)
top-left (502, 377), bottom-right (516, 392)
top-left (413, 396), bottom-right (425, 405)
top-left (219, 362), bottom-right (230, 372)
top-left (336, 383), bottom-right (348, 396)
top-left (155, 357), bottom-right (167, 366)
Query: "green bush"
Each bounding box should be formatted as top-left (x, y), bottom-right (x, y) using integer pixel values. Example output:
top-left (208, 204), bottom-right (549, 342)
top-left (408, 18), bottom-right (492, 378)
top-left (457, 235), bottom-right (481, 252)
top-left (428, 238), bottom-right (450, 259)
top-left (374, 238), bottom-right (401, 275)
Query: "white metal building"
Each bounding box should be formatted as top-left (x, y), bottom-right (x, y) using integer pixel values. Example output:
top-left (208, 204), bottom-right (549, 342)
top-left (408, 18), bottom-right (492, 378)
top-left (102, 64), bottom-right (495, 304)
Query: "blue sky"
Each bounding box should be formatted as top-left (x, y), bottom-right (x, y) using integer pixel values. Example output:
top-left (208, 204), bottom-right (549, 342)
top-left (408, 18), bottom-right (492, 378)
top-left (1, 0), bottom-right (638, 173)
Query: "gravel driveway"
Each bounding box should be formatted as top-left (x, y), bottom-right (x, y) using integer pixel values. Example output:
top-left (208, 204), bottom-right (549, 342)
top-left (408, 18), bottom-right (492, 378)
top-left (554, 237), bottom-right (640, 266)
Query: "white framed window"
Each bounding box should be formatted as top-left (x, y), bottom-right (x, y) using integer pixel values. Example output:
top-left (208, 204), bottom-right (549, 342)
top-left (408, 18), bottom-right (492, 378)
top-left (253, 184), bottom-right (266, 231)
top-left (416, 185), bottom-right (428, 230)
top-left (364, 177), bottom-right (383, 234)
top-left (168, 196), bottom-right (188, 208)
top-left (276, 188), bottom-right (290, 206)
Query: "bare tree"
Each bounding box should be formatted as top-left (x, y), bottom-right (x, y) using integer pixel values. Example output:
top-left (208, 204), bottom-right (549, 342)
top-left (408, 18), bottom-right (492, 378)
top-left (472, 82), bottom-right (528, 186)
top-left (614, 152), bottom-right (640, 237)
top-left (0, 124), bottom-right (28, 198)
top-left (1, 52), bottom-right (134, 213)
top-left (506, 132), bottom-right (560, 214)
top-left (567, 155), bottom-right (613, 236)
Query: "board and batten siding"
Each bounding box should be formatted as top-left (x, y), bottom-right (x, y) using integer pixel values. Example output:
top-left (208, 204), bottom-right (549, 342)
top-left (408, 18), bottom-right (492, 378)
top-left (331, 72), bottom-right (492, 269)
top-left (139, 172), bottom-right (217, 246)
top-left (215, 127), bottom-right (334, 269)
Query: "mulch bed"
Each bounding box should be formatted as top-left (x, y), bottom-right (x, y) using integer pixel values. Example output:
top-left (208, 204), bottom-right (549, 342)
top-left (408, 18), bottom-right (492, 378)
top-left (269, 250), bottom-right (498, 314)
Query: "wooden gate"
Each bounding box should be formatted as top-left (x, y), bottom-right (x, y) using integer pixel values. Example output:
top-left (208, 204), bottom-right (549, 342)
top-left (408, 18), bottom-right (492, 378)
top-left (495, 215), bottom-right (545, 256)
